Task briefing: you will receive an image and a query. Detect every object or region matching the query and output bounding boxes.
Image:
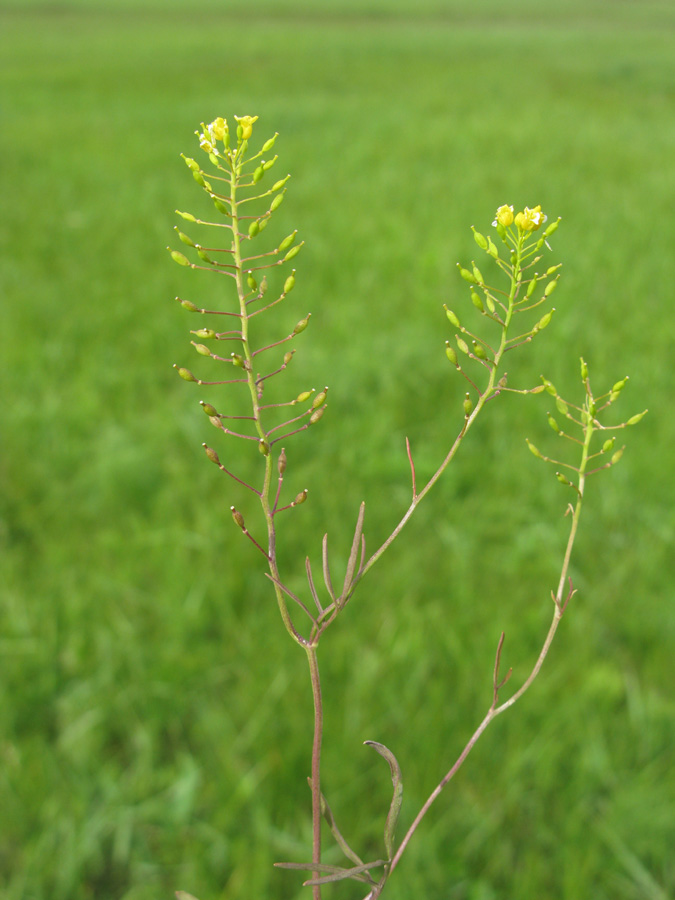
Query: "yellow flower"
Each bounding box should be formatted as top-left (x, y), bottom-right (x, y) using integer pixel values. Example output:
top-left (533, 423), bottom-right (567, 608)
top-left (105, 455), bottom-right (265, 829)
top-left (210, 117), bottom-right (228, 141)
top-left (515, 205), bottom-right (547, 232)
top-left (492, 204), bottom-right (514, 228)
top-left (234, 115), bottom-right (259, 140)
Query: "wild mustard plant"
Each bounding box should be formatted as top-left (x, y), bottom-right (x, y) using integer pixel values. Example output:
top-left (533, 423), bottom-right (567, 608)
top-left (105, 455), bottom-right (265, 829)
top-left (168, 117), bottom-right (646, 900)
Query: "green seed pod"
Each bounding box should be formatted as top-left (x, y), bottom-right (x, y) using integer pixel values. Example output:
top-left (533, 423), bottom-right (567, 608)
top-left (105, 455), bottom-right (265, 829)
top-left (485, 292), bottom-right (495, 313)
top-left (611, 448), bottom-right (624, 465)
top-left (258, 216), bottom-right (269, 232)
top-left (295, 390), bottom-right (313, 403)
top-left (277, 448), bottom-right (287, 475)
top-left (309, 405), bottom-right (326, 425)
top-left (443, 305), bottom-right (461, 328)
top-left (463, 394), bottom-right (473, 416)
top-left (284, 272), bottom-right (296, 294)
top-left (580, 358), bottom-right (589, 380)
top-left (312, 387), bottom-right (328, 409)
top-left (486, 237), bottom-right (499, 259)
top-left (262, 134), bottom-right (278, 153)
top-left (456, 336), bottom-right (470, 356)
top-left (546, 265), bottom-right (560, 276)
top-left (231, 506), bottom-right (245, 529)
top-left (178, 298), bottom-right (199, 312)
top-left (191, 328), bottom-right (217, 340)
top-left (270, 190), bottom-right (285, 212)
top-left (556, 472), bottom-right (572, 486)
top-left (470, 290), bottom-right (484, 312)
top-left (457, 264), bottom-right (477, 284)
top-left (609, 391), bottom-right (621, 404)
top-left (602, 437), bottom-right (615, 453)
top-left (247, 272), bottom-right (258, 291)
top-left (555, 396), bottom-right (569, 416)
top-left (544, 278), bottom-right (558, 297)
top-left (536, 309), bottom-right (555, 331)
top-left (627, 410), bottom-right (648, 425)
top-left (472, 264), bottom-right (484, 284)
top-left (271, 175), bottom-right (291, 191)
top-left (589, 399), bottom-right (597, 416)
top-left (472, 341), bottom-right (488, 360)
top-left (293, 313), bottom-right (311, 335)
top-left (175, 210), bottom-right (197, 222)
top-left (541, 376), bottom-right (557, 396)
top-left (293, 489), bottom-right (308, 505)
top-left (192, 342), bottom-right (212, 357)
top-left (283, 241), bottom-right (304, 263)
top-left (548, 415), bottom-right (561, 433)
top-left (248, 220), bottom-right (260, 238)
top-left (230, 353), bottom-right (245, 368)
top-left (208, 152), bottom-right (219, 167)
top-left (259, 276), bottom-right (268, 295)
top-left (174, 365), bottom-right (197, 382)
top-left (203, 443), bottom-right (220, 465)
top-left (263, 155), bottom-right (278, 171)
top-left (213, 198), bottom-right (229, 214)
top-left (197, 249), bottom-right (214, 263)
top-left (258, 439), bottom-right (270, 456)
top-left (208, 415), bottom-right (220, 429)
top-left (581, 409), bottom-right (591, 426)
top-left (543, 217), bottom-right (561, 238)
top-left (253, 166), bottom-right (264, 184)
top-left (192, 171), bottom-right (206, 186)
top-left (183, 156), bottom-right (200, 172)
top-left (278, 230), bottom-right (297, 253)
top-left (283, 350), bottom-right (294, 365)
top-left (170, 249), bottom-right (191, 267)
top-left (526, 275), bottom-right (539, 298)
top-left (612, 377), bottom-right (629, 393)
top-left (200, 401), bottom-right (218, 417)
top-left (472, 227), bottom-right (488, 250)
top-left (445, 341), bottom-right (458, 366)
top-left (526, 439), bottom-right (543, 459)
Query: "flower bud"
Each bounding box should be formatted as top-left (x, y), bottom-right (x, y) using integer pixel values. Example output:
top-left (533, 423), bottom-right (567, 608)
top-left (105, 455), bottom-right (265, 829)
top-left (526, 439), bottom-right (543, 459)
top-left (248, 220), bottom-right (260, 238)
top-left (463, 393), bottom-right (473, 416)
top-left (309, 405), bottom-right (326, 425)
top-left (293, 314), bottom-right (311, 335)
top-left (174, 365), bottom-right (197, 382)
top-left (293, 489), bottom-right (308, 506)
top-left (258, 439), bottom-right (270, 456)
top-left (284, 272), bottom-right (296, 294)
top-left (175, 210), bottom-right (197, 222)
top-left (443, 305), bottom-right (460, 328)
top-left (312, 387), bottom-right (328, 409)
top-left (203, 443), bottom-right (220, 465)
top-left (192, 342), bottom-right (212, 357)
top-left (170, 249), bottom-right (191, 267)
top-left (270, 190), bottom-right (285, 212)
top-left (231, 506), bottom-right (245, 529)
top-left (627, 410), bottom-right (648, 425)
top-left (457, 264), bottom-right (477, 284)
top-left (472, 227), bottom-right (488, 250)
top-left (445, 342), bottom-right (458, 366)
top-left (178, 298), bottom-right (199, 311)
top-left (470, 290), bottom-right (484, 312)
top-left (278, 230), bottom-right (297, 253)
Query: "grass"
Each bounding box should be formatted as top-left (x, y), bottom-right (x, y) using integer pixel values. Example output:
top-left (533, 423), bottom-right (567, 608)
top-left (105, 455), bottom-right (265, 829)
top-left (0, 1), bottom-right (674, 898)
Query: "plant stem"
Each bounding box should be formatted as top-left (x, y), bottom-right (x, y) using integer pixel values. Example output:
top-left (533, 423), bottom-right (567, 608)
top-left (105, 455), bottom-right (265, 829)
top-left (306, 644), bottom-right (323, 900)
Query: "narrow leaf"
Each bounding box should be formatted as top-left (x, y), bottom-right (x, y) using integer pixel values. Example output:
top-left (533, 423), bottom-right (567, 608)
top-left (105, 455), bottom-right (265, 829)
top-left (305, 556), bottom-right (323, 613)
top-left (319, 789), bottom-right (364, 867)
top-left (364, 741), bottom-right (403, 860)
top-left (322, 533), bottom-right (336, 601)
top-left (304, 860), bottom-right (386, 886)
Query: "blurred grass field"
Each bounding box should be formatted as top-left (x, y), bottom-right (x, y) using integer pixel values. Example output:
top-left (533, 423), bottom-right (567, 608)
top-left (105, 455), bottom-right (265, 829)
top-left (1, 1), bottom-right (674, 898)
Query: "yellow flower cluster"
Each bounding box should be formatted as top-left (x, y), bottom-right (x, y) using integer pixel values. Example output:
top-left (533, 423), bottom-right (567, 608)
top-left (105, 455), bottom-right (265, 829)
top-left (234, 115), bottom-right (259, 140)
top-left (493, 203), bottom-right (547, 232)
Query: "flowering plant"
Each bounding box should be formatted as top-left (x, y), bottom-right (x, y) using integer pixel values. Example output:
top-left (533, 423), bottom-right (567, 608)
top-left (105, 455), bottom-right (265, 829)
top-left (168, 116), bottom-right (645, 900)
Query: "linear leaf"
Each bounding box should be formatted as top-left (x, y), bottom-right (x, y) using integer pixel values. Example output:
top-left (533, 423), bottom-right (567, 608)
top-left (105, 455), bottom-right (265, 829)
top-left (341, 501), bottom-right (366, 601)
top-left (322, 533), bottom-right (336, 601)
top-left (304, 860), bottom-right (385, 886)
top-left (364, 740), bottom-right (403, 860)
top-left (318, 788), bottom-right (364, 867)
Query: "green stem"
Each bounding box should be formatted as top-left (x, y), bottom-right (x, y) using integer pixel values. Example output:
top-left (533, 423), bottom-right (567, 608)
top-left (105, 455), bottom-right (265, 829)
top-left (306, 645), bottom-right (323, 900)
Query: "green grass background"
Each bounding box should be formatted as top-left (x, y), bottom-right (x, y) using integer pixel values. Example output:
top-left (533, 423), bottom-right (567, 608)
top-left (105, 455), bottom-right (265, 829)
top-left (1, 1), bottom-right (674, 898)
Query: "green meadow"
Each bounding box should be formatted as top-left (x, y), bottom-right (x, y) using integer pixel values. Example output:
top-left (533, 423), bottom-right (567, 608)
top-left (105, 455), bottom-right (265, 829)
top-left (1, 1), bottom-right (674, 898)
